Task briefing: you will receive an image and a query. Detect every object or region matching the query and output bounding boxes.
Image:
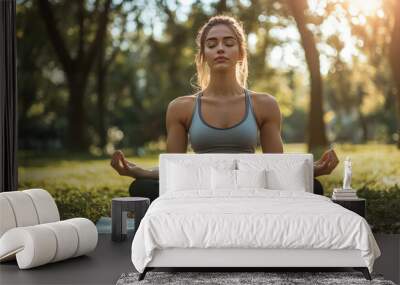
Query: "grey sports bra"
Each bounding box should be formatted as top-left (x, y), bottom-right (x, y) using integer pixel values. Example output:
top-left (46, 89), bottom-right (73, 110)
top-left (188, 89), bottom-right (259, 153)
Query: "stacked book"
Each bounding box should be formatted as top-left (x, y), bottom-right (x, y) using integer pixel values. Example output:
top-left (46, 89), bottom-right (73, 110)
top-left (332, 188), bottom-right (358, 200)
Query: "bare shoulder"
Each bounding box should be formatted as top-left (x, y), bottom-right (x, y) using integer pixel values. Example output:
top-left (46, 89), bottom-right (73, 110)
top-left (249, 91), bottom-right (279, 109)
top-left (248, 90), bottom-right (281, 125)
top-left (167, 93), bottom-right (198, 113)
top-left (169, 93), bottom-right (197, 103)
top-left (166, 93), bottom-right (199, 128)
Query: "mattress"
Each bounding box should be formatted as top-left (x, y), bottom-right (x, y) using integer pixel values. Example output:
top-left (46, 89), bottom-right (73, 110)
top-left (131, 189), bottom-right (381, 273)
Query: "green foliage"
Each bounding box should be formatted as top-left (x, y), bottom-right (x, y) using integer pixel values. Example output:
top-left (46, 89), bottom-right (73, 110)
top-left (52, 187), bottom-right (111, 224)
top-left (314, 144), bottom-right (400, 193)
top-left (19, 182), bottom-right (128, 224)
top-left (17, 1), bottom-right (400, 153)
top-left (18, 153), bottom-right (157, 223)
top-left (357, 185), bottom-right (400, 234)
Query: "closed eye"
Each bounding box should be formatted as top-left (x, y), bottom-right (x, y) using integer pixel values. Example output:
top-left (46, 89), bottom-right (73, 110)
top-left (207, 42), bottom-right (235, 48)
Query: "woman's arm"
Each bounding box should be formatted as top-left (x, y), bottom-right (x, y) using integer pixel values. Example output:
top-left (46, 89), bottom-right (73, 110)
top-left (313, 149), bottom-right (339, 177)
top-left (111, 96), bottom-right (190, 179)
top-left (257, 94), bottom-right (339, 177)
top-left (165, 97), bottom-right (189, 153)
top-left (258, 95), bottom-right (284, 153)
top-left (111, 150), bottom-right (158, 179)
top-left (133, 97), bottom-right (189, 179)
top-left (135, 166), bottom-right (159, 179)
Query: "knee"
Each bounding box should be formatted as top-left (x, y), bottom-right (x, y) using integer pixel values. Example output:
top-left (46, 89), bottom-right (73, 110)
top-left (313, 178), bottom-right (324, 196)
top-left (128, 178), bottom-right (159, 202)
top-left (128, 178), bottom-right (151, 196)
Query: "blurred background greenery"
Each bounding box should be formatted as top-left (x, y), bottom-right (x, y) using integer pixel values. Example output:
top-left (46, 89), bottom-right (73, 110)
top-left (17, 0), bottom-right (400, 154)
top-left (16, 0), bottom-right (400, 229)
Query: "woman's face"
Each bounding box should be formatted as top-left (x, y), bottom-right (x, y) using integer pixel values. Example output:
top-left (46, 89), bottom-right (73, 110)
top-left (203, 24), bottom-right (241, 72)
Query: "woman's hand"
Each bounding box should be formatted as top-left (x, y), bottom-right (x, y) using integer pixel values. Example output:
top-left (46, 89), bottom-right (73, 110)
top-left (314, 148), bottom-right (339, 177)
top-left (110, 150), bottom-right (143, 178)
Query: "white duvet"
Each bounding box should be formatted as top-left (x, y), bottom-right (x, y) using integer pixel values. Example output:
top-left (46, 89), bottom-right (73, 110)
top-left (131, 189), bottom-right (381, 273)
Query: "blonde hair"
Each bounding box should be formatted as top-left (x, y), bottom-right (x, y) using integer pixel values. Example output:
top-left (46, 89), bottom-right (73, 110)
top-left (193, 15), bottom-right (248, 91)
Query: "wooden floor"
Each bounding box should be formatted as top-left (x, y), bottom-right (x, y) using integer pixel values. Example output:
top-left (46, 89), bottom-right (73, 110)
top-left (0, 233), bottom-right (134, 285)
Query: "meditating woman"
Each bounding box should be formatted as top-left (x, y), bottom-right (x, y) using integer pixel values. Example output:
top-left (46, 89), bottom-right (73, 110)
top-left (110, 15), bottom-right (339, 202)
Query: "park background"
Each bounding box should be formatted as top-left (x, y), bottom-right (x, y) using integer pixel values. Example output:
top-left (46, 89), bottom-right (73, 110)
top-left (16, 0), bottom-right (399, 232)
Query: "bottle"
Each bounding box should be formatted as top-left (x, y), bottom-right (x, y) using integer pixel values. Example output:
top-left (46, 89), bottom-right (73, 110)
top-left (342, 156), bottom-right (352, 190)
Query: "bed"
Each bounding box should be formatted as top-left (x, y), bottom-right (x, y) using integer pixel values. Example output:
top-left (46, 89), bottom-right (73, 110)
top-left (130, 153), bottom-right (381, 281)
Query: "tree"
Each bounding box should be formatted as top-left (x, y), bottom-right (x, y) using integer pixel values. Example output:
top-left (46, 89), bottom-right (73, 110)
top-left (286, 0), bottom-right (328, 152)
top-left (37, 0), bottom-right (112, 151)
top-left (389, 0), bottom-right (400, 148)
top-left (17, 1), bottom-right (66, 150)
top-left (338, 0), bottom-right (398, 145)
top-left (215, 0), bottom-right (227, 14)
top-left (96, 5), bottom-right (128, 152)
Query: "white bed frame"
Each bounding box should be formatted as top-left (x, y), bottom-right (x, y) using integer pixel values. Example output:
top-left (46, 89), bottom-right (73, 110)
top-left (148, 248), bottom-right (365, 268)
top-left (138, 153), bottom-right (371, 281)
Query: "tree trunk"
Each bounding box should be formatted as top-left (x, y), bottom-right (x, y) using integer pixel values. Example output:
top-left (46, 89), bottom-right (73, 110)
top-left (216, 0), bottom-right (227, 13)
top-left (389, 0), bottom-right (400, 149)
top-left (286, 0), bottom-right (328, 152)
top-left (66, 76), bottom-right (88, 151)
top-left (37, 0), bottom-right (111, 151)
top-left (358, 109), bottom-right (368, 143)
top-left (97, 40), bottom-right (107, 151)
top-left (356, 86), bottom-right (368, 142)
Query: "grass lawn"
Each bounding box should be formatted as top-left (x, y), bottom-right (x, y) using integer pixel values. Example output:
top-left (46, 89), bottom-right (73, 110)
top-left (18, 153), bottom-right (157, 193)
top-left (283, 143), bottom-right (400, 193)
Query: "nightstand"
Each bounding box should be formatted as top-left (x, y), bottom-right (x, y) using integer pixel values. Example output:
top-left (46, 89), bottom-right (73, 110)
top-left (331, 198), bottom-right (366, 218)
top-left (111, 197), bottom-right (150, 242)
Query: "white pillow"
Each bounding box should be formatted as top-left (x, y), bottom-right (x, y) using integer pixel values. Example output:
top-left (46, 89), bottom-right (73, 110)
top-left (211, 168), bottom-right (237, 190)
top-left (211, 168), bottom-right (268, 191)
top-left (237, 159), bottom-right (309, 192)
top-left (166, 159), bottom-right (236, 192)
top-left (265, 162), bottom-right (307, 191)
top-left (167, 162), bottom-right (210, 191)
top-left (236, 169), bottom-right (268, 189)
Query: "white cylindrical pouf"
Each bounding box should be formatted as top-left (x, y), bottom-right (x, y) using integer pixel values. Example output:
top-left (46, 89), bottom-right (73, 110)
top-left (23, 189), bottom-right (60, 224)
top-left (0, 189), bottom-right (98, 269)
top-left (0, 196), bottom-right (17, 237)
top-left (0, 226), bottom-right (57, 269)
top-left (42, 221), bottom-right (79, 262)
top-left (0, 192), bottom-right (39, 227)
top-left (64, 218), bottom-right (98, 257)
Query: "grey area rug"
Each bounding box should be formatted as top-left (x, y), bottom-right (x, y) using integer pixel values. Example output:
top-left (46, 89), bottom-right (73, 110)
top-left (116, 271), bottom-right (396, 285)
